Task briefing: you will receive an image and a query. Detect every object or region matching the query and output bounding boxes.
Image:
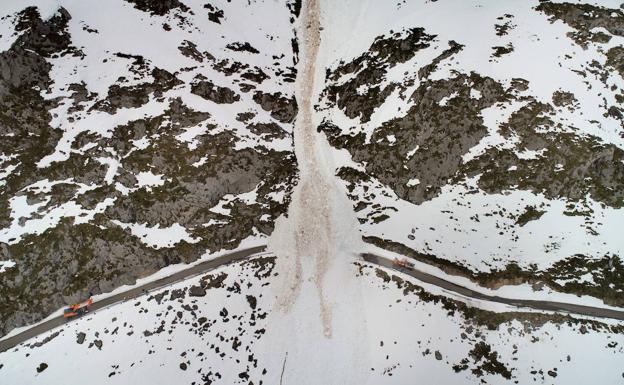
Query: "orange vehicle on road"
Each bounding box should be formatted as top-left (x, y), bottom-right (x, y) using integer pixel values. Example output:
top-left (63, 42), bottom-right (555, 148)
top-left (63, 297), bottom-right (93, 318)
top-left (392, 258), bottom-right (415, 269)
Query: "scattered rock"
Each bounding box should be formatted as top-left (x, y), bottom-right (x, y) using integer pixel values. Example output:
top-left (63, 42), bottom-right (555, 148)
top-left (246, 295), bottom-right (257, 310)
top-left (189, 285), bottom-right (207, 297)
top-left (204, 4), bottom-right (224, 24)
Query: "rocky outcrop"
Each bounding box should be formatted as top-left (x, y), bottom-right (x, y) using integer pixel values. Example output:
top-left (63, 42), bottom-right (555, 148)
top-left (319, 22), bottom-right (624, 304)
top-left (536, 2), bottom-right (624, 48)
top-left (324, 28), bottom-right (437, 123)
top-left (252, 91), bottom-right (297, 123)
top-left (321, 28), bottom-right (624, 208)
top-left (188, 285), bottom-right (206, 297)
top-left (0, 3), bottom-right (298, 337)
top-left (191, 80), bottom-right (240, 104)
top-left (92, 68), bottom-right (182, 113)
top-left (0, 95), bottom-right (297, 335)
top-left (0, 7), bottom-right (77, 225)
top-left (125, 0), bottom-right (189, 16)
top-left (226, 42), bottom-right (259, 54)
top-left (204, 4), bottom-right (224, 24)
top-left (321, 70), bottom-right (509, 204)
top-left (247, 122), bottom-right (288, 140)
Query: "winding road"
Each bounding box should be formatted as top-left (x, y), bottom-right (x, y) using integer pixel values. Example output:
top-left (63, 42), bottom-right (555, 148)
top-left (0, 246), bottom-right (267, 353)
top-left (2, 246), bottom-right (624, 354)
top-left (363, 253), bottom-right (624, 321)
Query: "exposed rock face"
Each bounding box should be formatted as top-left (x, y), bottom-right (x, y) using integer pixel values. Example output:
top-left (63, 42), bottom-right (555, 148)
top-left (252, 91), bottom-right (297, 123)
top-left (325, 28), bottom-right (436, 123)
top-left (0, 2), bottom-right (299, 336)
top-left (226, 42), bottom-right (260, 54)
top-left (0, 7), bottom-right (76, 228)
top-left (462, 102), bottom-right (624, 208)
top-left (536, 2), bottom-right (624, 135)
top-left (191, 80), bottom-right (240, 104)
top-left (536, 2), bottom-right (624, 47)
top-left (124, 0), bottom-right (189, 16)
top-left (247, 122), bottom-right (288, 140)
top-left (323, 70), bottom-right (510, 204)
top-left (92, 68), bottom-right (183, 113)
top-left (204, 4), bottom-right (224, 24)
top-left (322, 30), bottom-right (624, 208)
top-left (318, 6), bottom-right (624, 304)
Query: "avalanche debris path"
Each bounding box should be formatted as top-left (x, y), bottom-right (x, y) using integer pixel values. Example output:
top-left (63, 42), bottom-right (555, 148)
top-left (268, 0), bottom-right (365, 333)
top-left (263, 0), bottom-right (371, 382)
top-left (269, 0), bottom-right (330, 330)
top-left (4, 1), bottom-right (624, 381)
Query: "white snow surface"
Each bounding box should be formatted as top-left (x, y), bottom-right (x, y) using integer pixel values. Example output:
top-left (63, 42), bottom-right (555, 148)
top-left (1, 1), bottom-right (624, 385)
top-left (111, 221), bottom-right (198, 249)
top-left (318, 0), bottom-right (624, 277)
top-left (0, 0), bottom-right (297, 246)
top-left (1, 257), bottom-right (623, 385)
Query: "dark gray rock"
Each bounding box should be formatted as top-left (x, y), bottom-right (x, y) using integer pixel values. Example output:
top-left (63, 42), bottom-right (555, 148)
top-left (191, 80), bottom-right (240, 104)
top-left (125, 0), bottom-right (189, 16)
top-left (188, 285), bottom-right (206, 297)
top-left (30, 331), bottom-right (60, 348)
top-left (253, 91), bottom-right (297, 123)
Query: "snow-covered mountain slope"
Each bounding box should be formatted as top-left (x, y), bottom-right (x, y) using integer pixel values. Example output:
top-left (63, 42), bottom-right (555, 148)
top-left (0, 0), bottom-right (299, 335)
top-left (317, 0), bottom-right (624, 307)
top-left (1, 0), bottom-right (624, 384)
top-left (1, 256), bottom-right (623, 384)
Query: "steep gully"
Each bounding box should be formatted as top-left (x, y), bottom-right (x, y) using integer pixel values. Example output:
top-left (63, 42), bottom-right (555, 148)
top-left (3, 0), bottom-right (624, 355)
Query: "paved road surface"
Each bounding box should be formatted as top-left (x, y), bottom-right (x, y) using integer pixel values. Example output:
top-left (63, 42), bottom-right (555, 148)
top-left (0, 246), bottom-right (267, 353)
top-left (3, 247), bottom-right (623, 354)
top-left (363, 253), bottom-right (624, 321)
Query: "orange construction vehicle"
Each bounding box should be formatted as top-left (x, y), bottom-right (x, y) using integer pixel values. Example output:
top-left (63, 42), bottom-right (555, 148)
top-left (393, 258), bottom-right (415, 269)
top-left (63, 297), bottom-right (93, 319)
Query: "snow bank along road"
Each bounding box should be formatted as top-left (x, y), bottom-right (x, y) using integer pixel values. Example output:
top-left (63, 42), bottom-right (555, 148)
top-left (0, 246), bottom-right (624, 352)
top-left (2, 246), bottom-right (624, 353)
top-left (0, 246), bottom-right (267, 353)
top-left (363, 253), bottom-right (624, 321)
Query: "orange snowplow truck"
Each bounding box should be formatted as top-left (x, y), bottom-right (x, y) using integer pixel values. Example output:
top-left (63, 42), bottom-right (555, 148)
top-left (63, 297), bottom-right (93, 318)
top-left (393, 258), bottom-right (415, 269)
